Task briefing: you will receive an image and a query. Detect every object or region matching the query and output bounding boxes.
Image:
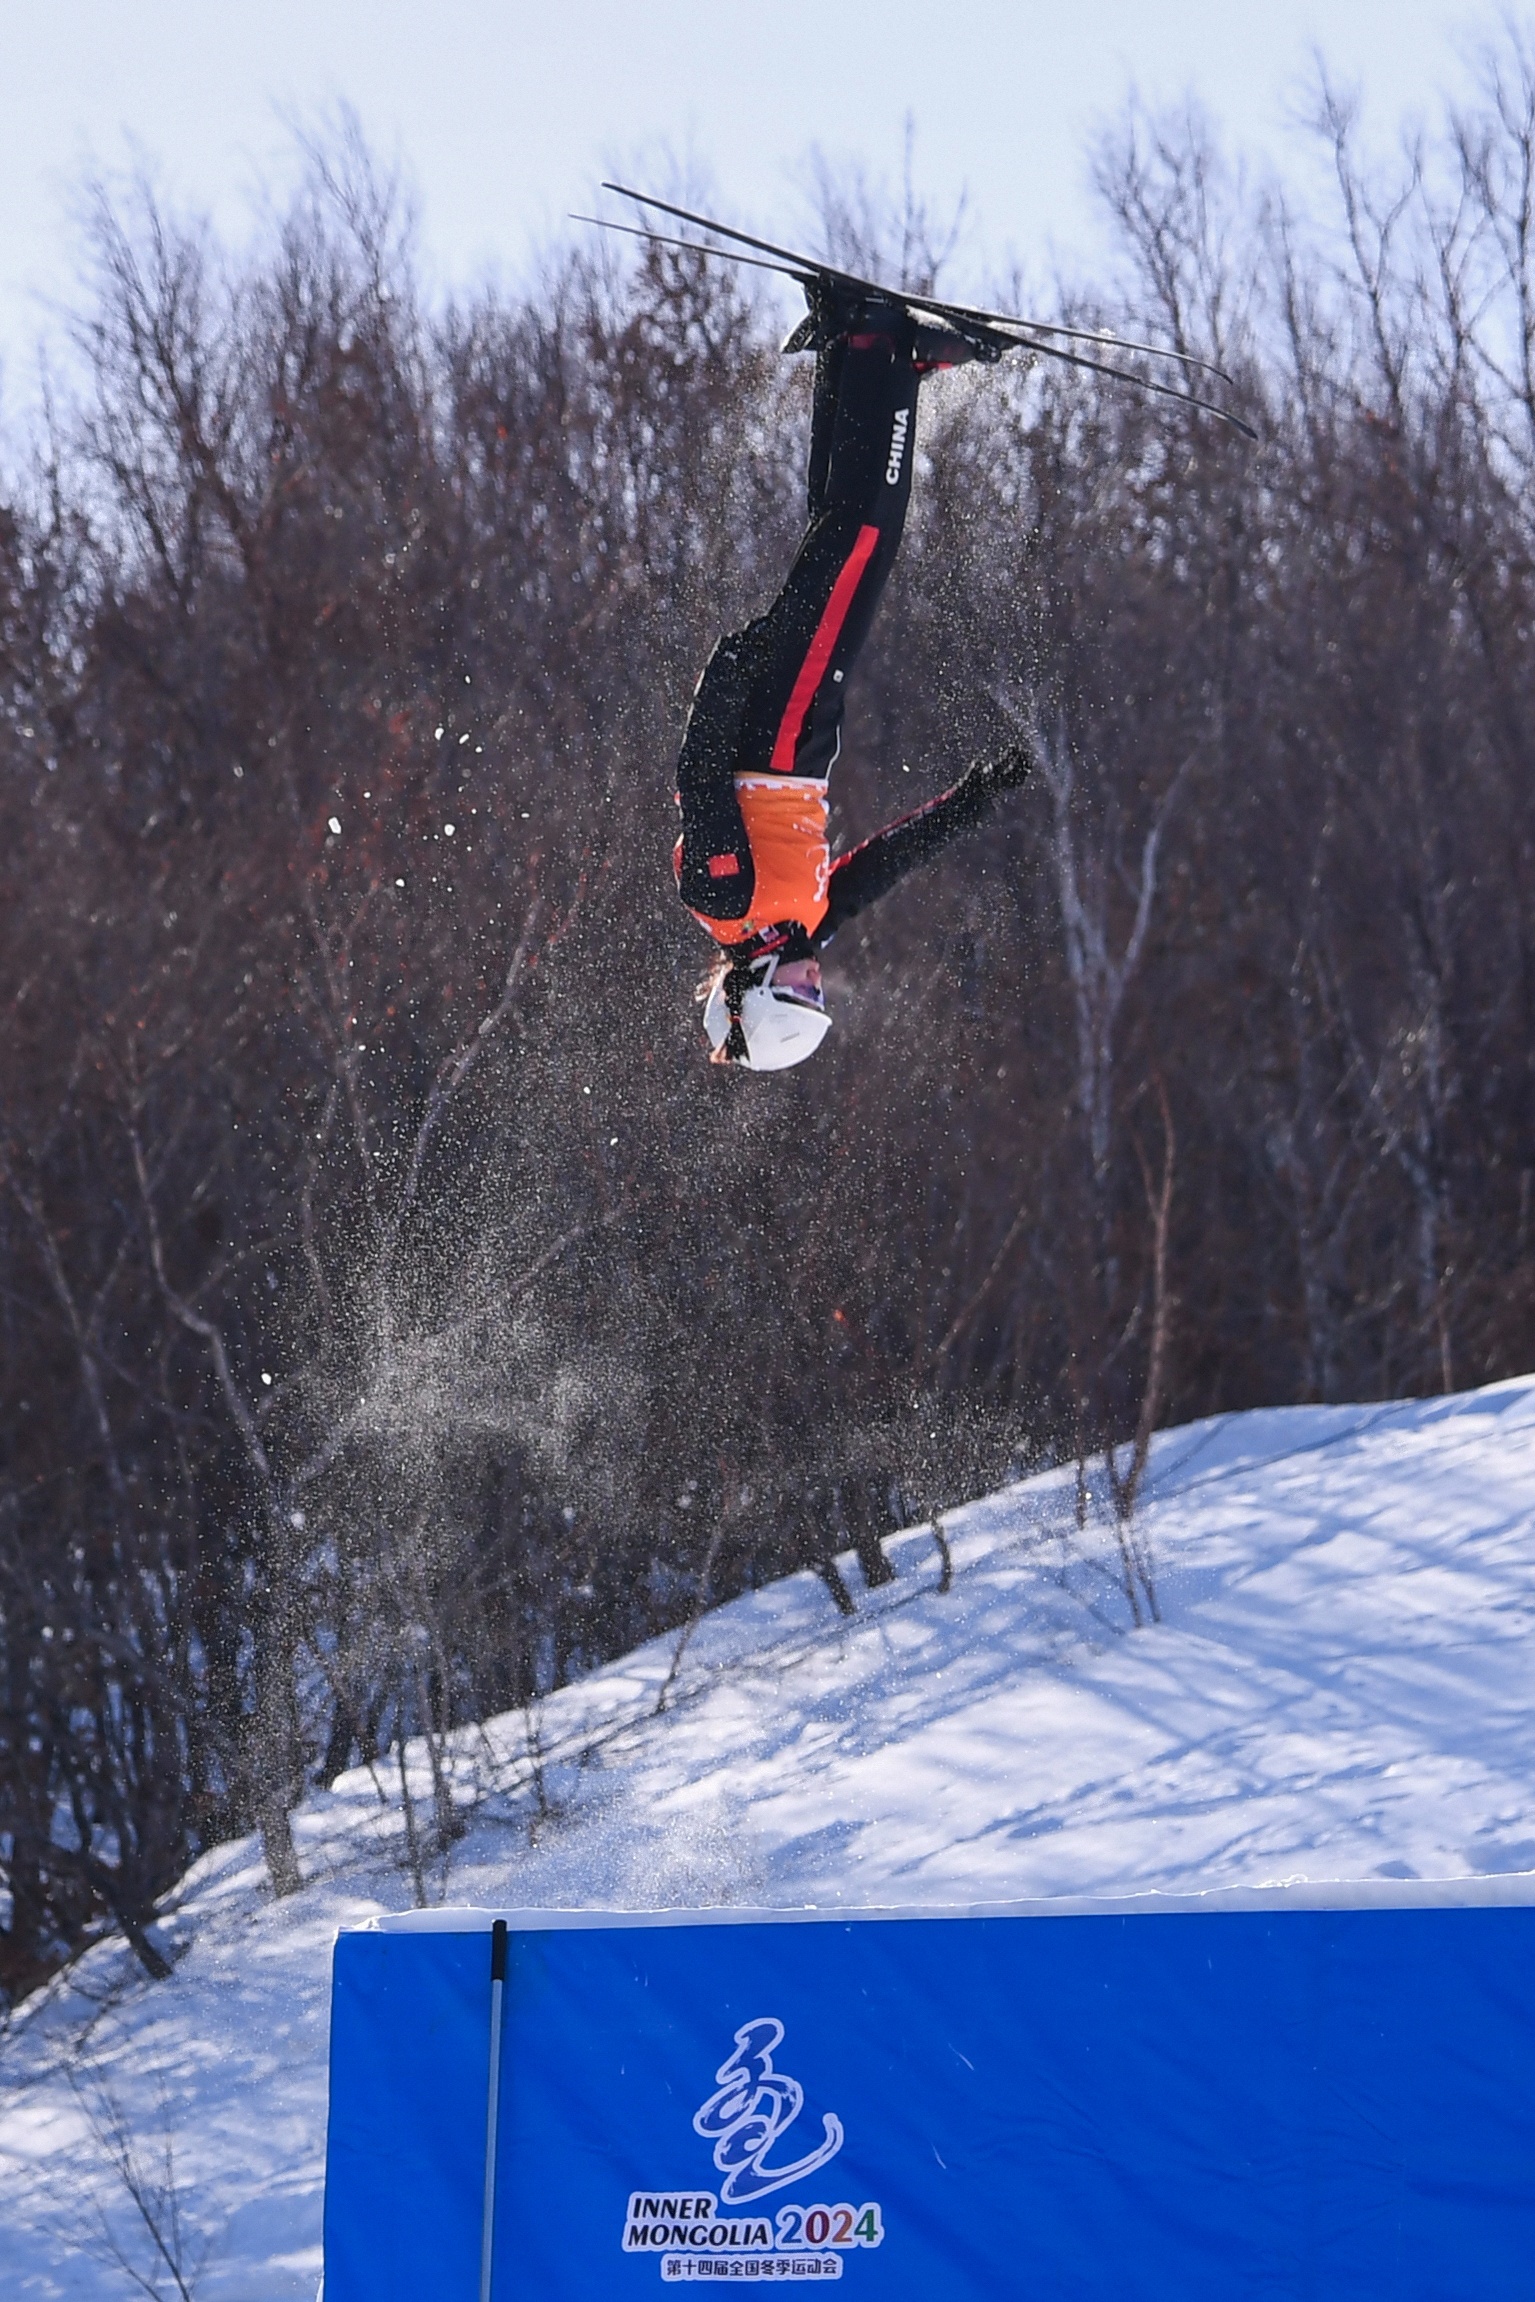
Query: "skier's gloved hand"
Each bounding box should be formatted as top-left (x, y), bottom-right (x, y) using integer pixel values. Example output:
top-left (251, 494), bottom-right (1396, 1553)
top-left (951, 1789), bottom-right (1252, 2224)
top-left (962, 743), bottom-right (1032, 801)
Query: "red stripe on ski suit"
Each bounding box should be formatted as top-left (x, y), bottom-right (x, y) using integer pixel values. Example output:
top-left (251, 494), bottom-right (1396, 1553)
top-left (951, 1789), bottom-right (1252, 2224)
top-left (769, 522), bottom-right (881, 772)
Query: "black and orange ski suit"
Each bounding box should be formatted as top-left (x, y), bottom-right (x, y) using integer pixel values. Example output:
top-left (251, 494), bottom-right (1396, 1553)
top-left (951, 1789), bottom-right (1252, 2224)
top-left (674, 312), bottom-right (1015, 956)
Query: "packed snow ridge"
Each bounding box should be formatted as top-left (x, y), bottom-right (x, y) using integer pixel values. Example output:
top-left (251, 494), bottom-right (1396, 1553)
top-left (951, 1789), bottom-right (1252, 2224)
top-left (4, 1378), bottom-right (1535, 2299)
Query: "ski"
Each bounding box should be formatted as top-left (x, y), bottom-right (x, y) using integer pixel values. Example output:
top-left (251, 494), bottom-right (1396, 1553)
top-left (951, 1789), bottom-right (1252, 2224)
top-left (590, 184), bottom-right (1256, 440)
top-left (600, 182), bottom-right (1234, 383)
top-left (571, 211), bottom-right (800, 286)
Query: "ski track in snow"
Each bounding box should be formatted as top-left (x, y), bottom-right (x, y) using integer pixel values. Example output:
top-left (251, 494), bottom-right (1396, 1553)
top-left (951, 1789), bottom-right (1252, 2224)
top-left (3, 1378), bottom-right (1534, 2298)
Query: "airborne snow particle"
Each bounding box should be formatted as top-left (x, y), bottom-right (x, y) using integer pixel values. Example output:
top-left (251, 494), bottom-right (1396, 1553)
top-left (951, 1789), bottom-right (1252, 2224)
top-left (328, 816), bottom-right (341, 834)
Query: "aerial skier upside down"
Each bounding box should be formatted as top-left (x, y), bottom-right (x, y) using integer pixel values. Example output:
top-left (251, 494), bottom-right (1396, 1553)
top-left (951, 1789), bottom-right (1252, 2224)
top-left (592, 182), bottom-right (1249, 1069)
top-left (672, 287), bottom-right (1031, 1071)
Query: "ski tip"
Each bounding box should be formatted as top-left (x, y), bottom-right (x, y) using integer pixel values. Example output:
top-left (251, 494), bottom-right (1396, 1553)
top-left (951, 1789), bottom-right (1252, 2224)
top-left (573, 211), bottom-right (813, 288)
top-left (603, 180), bottom-right (665, 210)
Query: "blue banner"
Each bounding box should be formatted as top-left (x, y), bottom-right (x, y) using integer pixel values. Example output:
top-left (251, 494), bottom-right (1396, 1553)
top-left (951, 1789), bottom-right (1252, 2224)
top-left (323, 1892), bottom-right (1535, 2298)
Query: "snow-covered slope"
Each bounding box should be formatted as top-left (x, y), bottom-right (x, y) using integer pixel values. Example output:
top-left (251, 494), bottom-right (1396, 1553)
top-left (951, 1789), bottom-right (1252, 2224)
top-left (4, 1379), bottom-right (1535, 2299)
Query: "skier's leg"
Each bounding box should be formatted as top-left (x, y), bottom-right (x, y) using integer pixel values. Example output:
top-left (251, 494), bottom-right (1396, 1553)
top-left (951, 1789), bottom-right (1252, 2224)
top-left (735, 316), bottom-right (920, 781)
top-left (673, 626), bottom-right (759, 922)
top-left (674, 310), bottom-right (919, 924)
top-left (804, 334), bottom-right (847, 519)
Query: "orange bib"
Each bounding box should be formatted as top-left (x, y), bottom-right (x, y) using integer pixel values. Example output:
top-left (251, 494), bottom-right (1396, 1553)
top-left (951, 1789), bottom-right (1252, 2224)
top-left (694, 775), bottom-right (830, 945)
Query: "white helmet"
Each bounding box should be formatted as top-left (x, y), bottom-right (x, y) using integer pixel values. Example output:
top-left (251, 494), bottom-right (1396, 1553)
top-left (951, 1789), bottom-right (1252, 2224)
top-left (701, 949), bottom-right (832, 1071)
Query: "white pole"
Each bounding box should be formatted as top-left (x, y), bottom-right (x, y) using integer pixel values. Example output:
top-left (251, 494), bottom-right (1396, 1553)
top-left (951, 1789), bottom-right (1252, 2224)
top-left (479, 1920), bottom-right (509, 2302)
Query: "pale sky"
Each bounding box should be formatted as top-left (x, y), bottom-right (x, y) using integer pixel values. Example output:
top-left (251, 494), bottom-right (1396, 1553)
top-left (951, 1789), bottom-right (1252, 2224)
top-left (0, 0), bottom-right (1491, 408)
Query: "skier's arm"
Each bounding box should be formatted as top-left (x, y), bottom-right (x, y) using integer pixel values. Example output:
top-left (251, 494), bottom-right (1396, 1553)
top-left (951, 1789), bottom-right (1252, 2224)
top-left (816, 744), bottom-right (1031, 943)
top-left (674, 632), bottom-right (758, 921)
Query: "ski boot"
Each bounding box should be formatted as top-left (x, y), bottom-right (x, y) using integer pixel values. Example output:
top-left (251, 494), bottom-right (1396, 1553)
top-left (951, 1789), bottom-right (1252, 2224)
top-left (781, 277), bottom-right (871, 356)
top-left (783, 277), bottom-right (1007, 369)
top-left (910, 317), bottom-right (1009, 370)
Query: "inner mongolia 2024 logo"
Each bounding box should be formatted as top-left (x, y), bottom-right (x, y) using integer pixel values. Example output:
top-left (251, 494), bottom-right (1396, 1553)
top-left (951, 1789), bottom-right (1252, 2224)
top-left (622, 2016), bottom-right (885, 2282)
top-left (695, 2018), bottom-right (844, 2204)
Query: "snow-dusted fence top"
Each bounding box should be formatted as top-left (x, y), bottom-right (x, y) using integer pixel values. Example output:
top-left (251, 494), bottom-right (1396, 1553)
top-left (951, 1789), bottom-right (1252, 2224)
top-left (322, 1882), bottom-right (1535, 2299)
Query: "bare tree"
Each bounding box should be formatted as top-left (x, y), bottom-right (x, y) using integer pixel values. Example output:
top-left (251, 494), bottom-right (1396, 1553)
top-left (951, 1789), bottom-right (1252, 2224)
top-left (67, 2067), bottom-right (214, 2302)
